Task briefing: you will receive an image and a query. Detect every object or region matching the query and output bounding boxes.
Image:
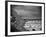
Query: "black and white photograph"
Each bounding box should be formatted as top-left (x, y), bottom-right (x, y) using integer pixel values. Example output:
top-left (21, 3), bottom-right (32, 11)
top-left (5, 1), bottom-right (45, 36)
top-left (11, 5), bottom-right (42, 32)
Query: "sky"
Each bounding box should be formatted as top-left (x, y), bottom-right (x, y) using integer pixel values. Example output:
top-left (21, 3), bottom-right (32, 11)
top-left (11, 5), bottom-right (41, 19)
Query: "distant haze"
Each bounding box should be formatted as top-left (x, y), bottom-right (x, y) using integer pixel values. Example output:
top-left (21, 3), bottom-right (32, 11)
top-left (12, 5), bottom-right (41, 19)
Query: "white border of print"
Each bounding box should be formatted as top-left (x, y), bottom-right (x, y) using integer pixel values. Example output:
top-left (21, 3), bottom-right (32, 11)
top-left (8, 2), bottom-right (44, 35)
